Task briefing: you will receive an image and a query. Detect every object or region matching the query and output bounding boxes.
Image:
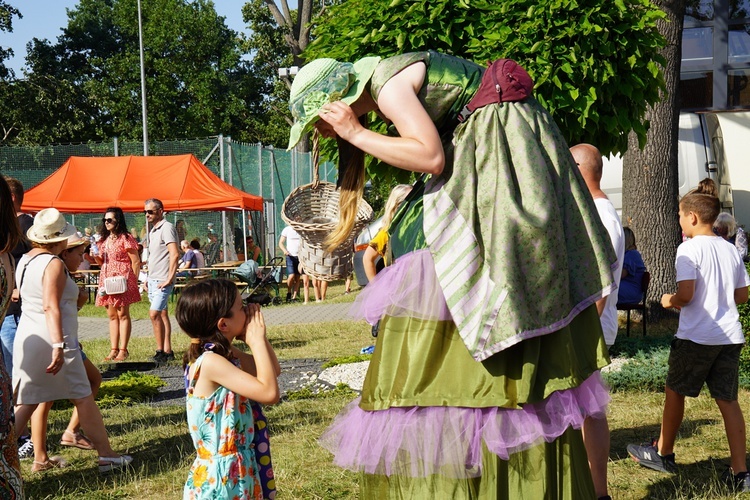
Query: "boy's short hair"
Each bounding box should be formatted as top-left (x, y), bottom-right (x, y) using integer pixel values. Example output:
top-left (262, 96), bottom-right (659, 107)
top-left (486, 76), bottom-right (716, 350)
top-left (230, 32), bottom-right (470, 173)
top-left (680, 192), bottom-right (720, 225)
top-left (3, 176), bottom-right (24, 204)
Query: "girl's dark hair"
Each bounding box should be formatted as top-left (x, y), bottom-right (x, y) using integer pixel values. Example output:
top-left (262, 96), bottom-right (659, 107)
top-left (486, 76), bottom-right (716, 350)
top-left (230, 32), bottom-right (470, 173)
top-left (0, 176), bottom-right (21, 254)
top-left (176, 278), bottom-right (237, 367)
top-left (100, 206), bottom-right (128, 240)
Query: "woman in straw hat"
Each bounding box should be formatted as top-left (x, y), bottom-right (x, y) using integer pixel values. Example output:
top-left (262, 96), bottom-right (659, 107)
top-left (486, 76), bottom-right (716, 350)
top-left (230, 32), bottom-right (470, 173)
top-left (29, 231), bottom-right (104, 460)
top-left (290, 52), bottom-right (616, 497)
top-left (0, 176), bottom-right (24, 497)
top-left (14, 208), bottom-right (131, 472)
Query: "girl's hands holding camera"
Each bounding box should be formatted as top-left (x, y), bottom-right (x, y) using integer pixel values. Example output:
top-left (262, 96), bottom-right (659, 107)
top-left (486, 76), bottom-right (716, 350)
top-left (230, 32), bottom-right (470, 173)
top-left (243, 303), bottom-right (267, 346)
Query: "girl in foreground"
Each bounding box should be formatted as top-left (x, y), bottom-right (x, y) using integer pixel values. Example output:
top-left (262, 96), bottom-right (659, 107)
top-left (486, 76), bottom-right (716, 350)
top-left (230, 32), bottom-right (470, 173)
top-left (177, 279), bottom-right (280, 500)
top-left (290, 53), bottom-right (616, 497)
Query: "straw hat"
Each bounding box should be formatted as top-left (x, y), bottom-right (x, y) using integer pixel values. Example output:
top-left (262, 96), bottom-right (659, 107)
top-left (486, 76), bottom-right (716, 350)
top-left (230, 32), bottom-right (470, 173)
top-left (287, 56), bottom-right (381, 150)
top-left (65, 231), bottom-right (89, 249)
top-left (27, 208), bottom-right (77, 244)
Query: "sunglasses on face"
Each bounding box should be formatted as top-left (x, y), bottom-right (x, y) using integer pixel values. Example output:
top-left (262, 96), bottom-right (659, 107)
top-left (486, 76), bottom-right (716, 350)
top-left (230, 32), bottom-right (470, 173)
top-left (102, 218), bottom-right (116, 224)
top-left (144, 209), bottom-right (159, 215)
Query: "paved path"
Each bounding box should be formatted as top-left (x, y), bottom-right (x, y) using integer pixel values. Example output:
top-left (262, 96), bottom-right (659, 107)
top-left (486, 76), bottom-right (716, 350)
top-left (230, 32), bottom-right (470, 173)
top-left (77, 302), bottom-right (356, 341)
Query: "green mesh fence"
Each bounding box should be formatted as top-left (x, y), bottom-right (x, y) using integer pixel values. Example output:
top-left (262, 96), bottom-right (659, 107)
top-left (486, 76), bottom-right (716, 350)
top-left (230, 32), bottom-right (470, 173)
top-left (0, 138), bottom-right (336, 264)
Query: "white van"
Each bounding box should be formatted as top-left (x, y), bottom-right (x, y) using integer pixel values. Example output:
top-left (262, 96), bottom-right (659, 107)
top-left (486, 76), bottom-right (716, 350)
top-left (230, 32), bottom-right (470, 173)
top-left (600, 111), bottom-right (738, 221)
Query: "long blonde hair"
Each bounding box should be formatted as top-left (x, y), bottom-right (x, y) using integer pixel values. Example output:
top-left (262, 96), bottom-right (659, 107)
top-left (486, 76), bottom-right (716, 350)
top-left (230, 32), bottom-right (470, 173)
top-left (325, 117), bottom-right (368, 251)
top-left (380, 184), bottom-right (413, 232)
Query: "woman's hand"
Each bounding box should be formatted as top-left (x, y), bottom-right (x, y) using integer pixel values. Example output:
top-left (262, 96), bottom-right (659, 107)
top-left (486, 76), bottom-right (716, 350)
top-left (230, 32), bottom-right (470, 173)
top-left (243, 303), bottom-right (267, 346)
top-left (318, 101), bottom-right (364, 142)
top-left (46, 347), bottom-right (64, 374)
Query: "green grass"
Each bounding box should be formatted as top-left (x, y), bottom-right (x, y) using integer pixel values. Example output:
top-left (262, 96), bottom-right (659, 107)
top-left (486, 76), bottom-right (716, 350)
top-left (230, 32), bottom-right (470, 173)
top-left (29, 312), bottom-right (750, 499)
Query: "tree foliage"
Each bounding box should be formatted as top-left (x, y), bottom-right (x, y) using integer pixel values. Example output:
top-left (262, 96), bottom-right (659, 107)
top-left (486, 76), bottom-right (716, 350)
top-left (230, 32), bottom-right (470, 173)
top-left (0, 2), bottom-right (21, 79)
top-left (306, 0), bottom-right (667, 158)
top-left (241, 0), bottom-right (333, 148)
top-left (2, 0), bottom-right (268, 146)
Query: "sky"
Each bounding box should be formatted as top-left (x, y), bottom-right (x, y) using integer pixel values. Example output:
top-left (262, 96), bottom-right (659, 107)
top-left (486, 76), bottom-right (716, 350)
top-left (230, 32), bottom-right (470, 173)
top-left (2, 0), bottom-right (251, 74)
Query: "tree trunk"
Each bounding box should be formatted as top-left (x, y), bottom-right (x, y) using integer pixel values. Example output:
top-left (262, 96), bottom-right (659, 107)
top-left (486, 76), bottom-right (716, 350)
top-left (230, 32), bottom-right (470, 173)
top-left (622, 0), bottom-right (686, 322)
top-left (622, 0), bottom-right (685, 320)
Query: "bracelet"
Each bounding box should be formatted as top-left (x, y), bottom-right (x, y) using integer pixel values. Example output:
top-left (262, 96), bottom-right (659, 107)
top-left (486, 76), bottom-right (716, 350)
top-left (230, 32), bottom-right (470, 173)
top-left (51, 342), bottom-right (66, 349)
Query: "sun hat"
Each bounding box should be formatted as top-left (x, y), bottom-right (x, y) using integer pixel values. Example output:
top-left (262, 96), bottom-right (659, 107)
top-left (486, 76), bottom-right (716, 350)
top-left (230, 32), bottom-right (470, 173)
top-left (27, 208), bottom-right (77, 244)
top-left (65, 231), bottom-right (89, 249)
top-left (287, 56), bottom-right (381, 150)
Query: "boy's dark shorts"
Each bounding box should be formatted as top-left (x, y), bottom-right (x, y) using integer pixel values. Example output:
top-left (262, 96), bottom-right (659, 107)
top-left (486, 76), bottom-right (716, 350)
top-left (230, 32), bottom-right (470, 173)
top-left (286, 255), bottom-right (300, 276)
top-left (666, 338), bottom-right (742, 401)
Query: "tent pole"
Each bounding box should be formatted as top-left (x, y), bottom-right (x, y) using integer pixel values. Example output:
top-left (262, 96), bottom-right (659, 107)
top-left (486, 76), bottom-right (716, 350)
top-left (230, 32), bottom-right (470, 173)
top-left (243, 209), bottom-right (248, 262)
top-left (258, 144), bottom-right (265, 259)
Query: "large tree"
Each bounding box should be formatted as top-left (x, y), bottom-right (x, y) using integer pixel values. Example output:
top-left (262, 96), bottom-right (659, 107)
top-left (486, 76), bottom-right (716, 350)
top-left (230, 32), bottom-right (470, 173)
top-left (622, 0), bottom-right (687, 318)
top-left (4, 0), bottom-right (268, 145)
top-left (241, 0), bottom-right (332, 148)
top-left (305, 0), bottom-right (666, 179)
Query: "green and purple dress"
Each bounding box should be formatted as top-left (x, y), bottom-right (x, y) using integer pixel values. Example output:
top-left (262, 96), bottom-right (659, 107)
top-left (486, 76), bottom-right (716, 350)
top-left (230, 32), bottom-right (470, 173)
top-left (321, 51), bottom-right (616, 498)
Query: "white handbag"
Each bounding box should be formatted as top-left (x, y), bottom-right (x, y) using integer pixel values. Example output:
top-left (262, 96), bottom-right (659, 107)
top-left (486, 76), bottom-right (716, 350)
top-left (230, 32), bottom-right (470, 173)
top-left (103, 276), bottom-right (127, 295)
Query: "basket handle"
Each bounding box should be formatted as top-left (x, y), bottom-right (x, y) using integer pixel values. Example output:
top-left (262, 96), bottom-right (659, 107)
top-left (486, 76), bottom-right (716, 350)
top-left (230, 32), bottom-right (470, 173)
top-left (312, 129), bottom-right (320, 189)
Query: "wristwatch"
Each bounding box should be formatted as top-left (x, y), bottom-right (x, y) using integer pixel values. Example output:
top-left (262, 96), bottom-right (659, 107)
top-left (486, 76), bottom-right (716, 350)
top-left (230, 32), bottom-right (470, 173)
top-left (52, 342), bottom-right (66, 349)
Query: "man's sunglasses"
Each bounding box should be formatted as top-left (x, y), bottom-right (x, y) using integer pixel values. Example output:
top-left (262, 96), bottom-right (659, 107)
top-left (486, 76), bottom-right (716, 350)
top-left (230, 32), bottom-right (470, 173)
top-left (144, 209), bottom-right (159, 215)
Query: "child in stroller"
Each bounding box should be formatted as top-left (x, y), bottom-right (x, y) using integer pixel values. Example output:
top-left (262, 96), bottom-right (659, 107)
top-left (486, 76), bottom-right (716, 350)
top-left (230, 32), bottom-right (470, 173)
top-left (233, 257), bottom-right (284, 306)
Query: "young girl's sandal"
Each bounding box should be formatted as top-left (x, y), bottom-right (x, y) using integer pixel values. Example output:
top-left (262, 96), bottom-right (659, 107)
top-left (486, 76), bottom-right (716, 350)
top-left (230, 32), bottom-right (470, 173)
top-left (31, 456), bottom-right (69, 472)
top-left (104, 348), bottom-right (119, 361)
top-left (114, 348), bottom-right (129, 362)
top-left (60, 429), bottom-right (95, 450)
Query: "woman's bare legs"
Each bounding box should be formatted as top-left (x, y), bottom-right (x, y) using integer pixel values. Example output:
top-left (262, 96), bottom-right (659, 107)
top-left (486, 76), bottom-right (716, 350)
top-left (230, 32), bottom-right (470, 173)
top-left (30, 403), bottom-right (52, 464)
top-left (69, 394), bottom-right (120, 458)
top-left (114, 304), bottom-right (131, 360)
top-left (105, 304), bottom-right (119, 360)
top-left (67, 357), bottom-right (102, 434)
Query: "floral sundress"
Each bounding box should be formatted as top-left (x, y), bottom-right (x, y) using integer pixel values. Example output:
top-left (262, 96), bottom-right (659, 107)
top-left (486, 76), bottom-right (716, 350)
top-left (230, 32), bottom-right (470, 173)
top-left (184, 353), bottom-right (262, 500)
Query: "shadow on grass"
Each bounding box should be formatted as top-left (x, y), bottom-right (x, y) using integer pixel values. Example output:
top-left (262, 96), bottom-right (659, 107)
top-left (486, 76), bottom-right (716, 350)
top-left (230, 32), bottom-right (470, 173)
top-left (272, 339), bottom-right (309, 350)
top-left (26, 410), bottom-right (193, 498)
top-left (610, 418), bottom-right (719, 462)
top-left (642, 455), bottom-right (736, 499)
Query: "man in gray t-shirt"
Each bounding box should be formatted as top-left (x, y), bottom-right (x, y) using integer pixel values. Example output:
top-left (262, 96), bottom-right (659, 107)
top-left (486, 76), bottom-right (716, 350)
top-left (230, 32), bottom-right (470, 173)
top-left (144, 198), bottom-right (179, 362)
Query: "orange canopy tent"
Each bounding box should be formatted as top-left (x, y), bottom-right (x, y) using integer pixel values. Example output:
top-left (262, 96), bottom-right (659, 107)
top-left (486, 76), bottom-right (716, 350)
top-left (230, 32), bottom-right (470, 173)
top-left (22, 154), bottom-right (263, 213)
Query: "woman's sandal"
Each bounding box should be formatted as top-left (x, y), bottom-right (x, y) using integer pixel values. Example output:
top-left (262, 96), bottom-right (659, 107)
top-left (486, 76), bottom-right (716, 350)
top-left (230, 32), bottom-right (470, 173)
top-left (60, 429), bottom-right (95, 450)
top-left (98, 455), bottom-right (133, 473)
top-left (104, 348), bottom-right (119, 361)
top-left (114, 348), bottom-right (129, 362)
top-left (31, 456), bottom-right (68, 472)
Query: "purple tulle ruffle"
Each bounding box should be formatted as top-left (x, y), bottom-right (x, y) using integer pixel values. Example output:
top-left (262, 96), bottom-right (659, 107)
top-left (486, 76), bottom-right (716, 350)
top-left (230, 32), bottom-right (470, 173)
top-left (350, 249), bottom-right (452, 325)
top-left (320, 371), bottom-right (610, 478)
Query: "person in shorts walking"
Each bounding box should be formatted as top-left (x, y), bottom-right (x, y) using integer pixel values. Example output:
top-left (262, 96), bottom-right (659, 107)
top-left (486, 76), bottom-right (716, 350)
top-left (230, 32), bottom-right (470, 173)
top-left (144, 198), bottom-right (179, 362)
top-left (279, 226), bottom-right (301, 302)
top-left (627, 189), bottom-right (750, 492)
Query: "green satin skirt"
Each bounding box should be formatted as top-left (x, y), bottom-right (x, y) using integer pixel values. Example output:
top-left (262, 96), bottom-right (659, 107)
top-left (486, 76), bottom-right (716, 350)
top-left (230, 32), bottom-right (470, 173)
top-left (361, 304), bottom-right (609, 411)
top-left (361, 427), bottom-right (594, 499)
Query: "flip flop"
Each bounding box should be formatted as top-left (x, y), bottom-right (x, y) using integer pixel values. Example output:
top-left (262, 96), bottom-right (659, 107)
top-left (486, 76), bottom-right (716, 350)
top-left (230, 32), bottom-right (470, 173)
top-left (60, 430), bottom-right (95, 450)
top-left (31, 456), bottom-right (68, 472)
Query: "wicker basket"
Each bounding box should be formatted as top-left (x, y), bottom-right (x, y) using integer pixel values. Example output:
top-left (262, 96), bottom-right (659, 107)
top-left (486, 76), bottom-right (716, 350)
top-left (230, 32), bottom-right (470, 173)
top-left (281, 181), bottom-right (373, 281)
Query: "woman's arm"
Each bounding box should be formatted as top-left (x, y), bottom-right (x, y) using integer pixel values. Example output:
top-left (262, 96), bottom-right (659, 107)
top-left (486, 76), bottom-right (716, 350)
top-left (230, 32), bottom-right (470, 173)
top-left (127, 247), bottom-right (140, 278)
top-left (318, 63), bottom-right (444, 175)
top-left (363, 245), bottom-right (380, 282)
top-left (42, 258), bottom-right (67, 374)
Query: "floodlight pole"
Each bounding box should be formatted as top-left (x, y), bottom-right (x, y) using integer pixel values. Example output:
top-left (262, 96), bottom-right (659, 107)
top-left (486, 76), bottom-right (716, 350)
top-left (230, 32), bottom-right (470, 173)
top-left (137, 0), bottom-right (149, 156)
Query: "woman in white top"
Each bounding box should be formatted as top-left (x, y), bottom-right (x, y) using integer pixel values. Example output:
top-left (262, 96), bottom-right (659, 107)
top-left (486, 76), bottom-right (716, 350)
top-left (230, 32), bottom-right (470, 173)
top-left (14, 209), bottom-right (132, 473)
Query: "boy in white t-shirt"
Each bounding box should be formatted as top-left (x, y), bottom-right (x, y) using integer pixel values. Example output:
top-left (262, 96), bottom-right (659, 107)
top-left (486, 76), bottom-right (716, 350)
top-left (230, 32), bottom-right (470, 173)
top-left (627, 191), bottom-right (750, 492)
